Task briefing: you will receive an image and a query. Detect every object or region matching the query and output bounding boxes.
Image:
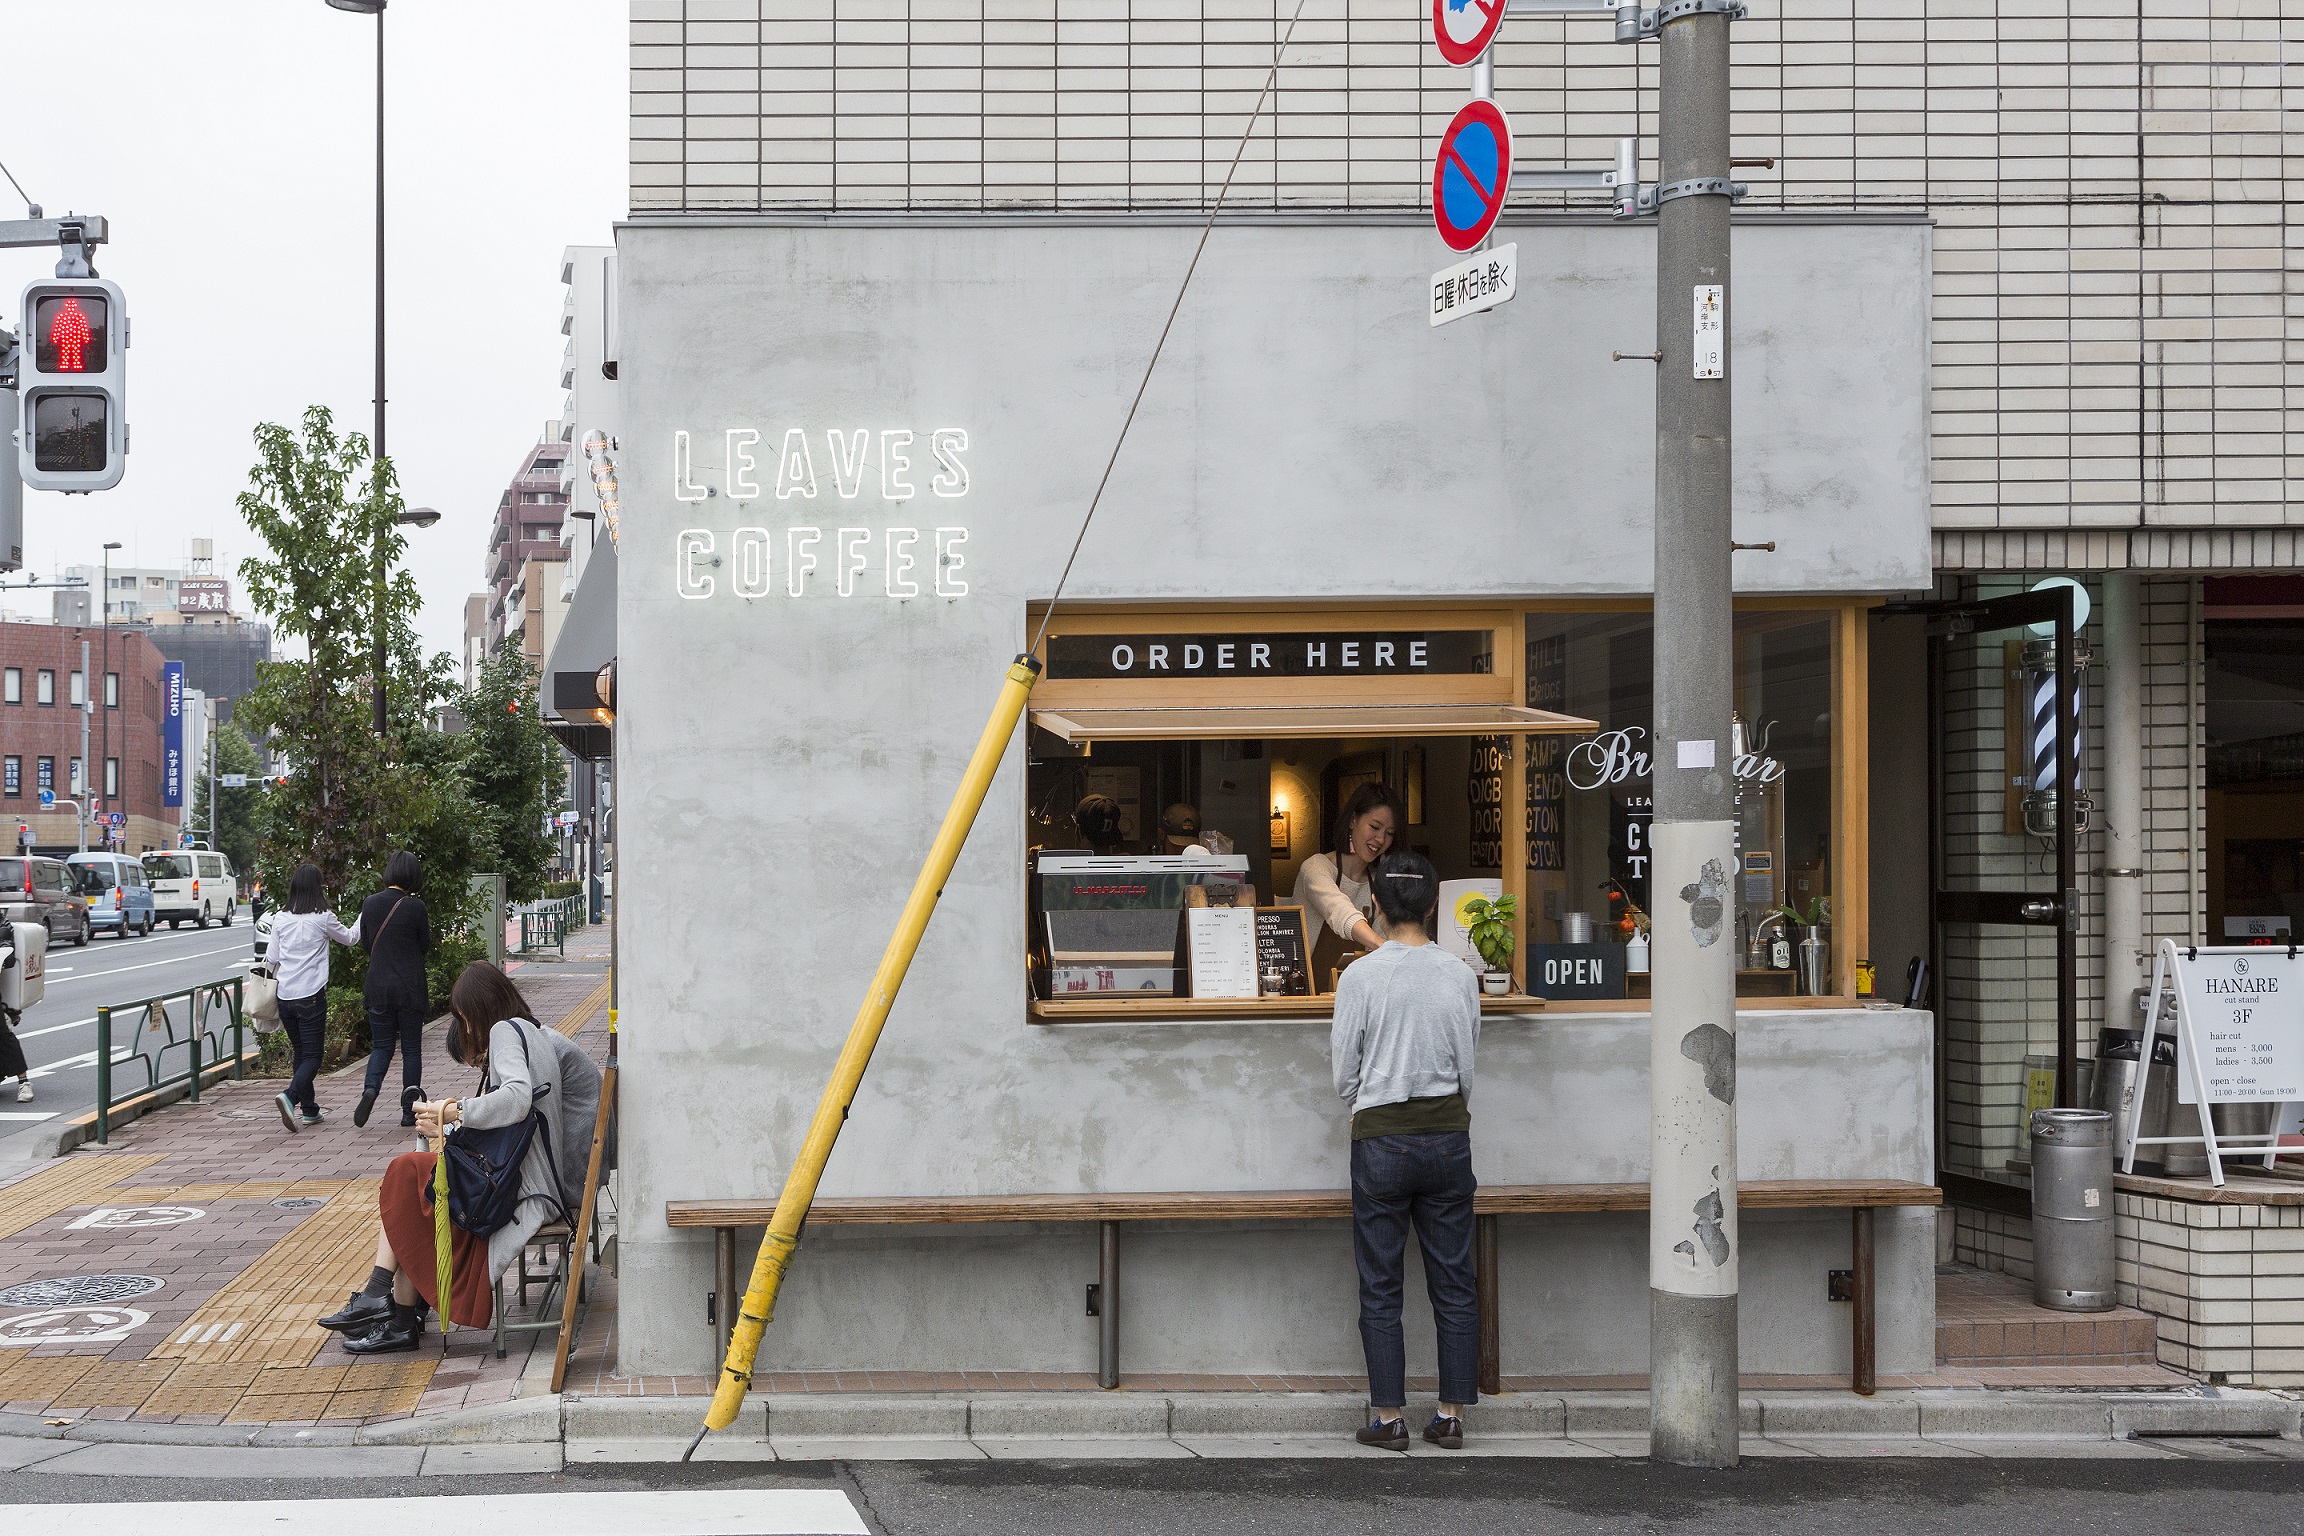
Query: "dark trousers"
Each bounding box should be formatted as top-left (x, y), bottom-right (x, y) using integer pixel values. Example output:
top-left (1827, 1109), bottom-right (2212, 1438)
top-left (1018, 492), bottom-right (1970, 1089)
top-left (280, 993), bottom-right (327, 1116)
top-left (361, 993), bottom-right (426, 1099)
top-left (1351, 1130), bottom-right (1480, 1410)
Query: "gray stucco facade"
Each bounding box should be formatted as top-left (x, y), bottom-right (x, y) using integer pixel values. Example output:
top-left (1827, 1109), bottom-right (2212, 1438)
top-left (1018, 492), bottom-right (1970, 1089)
top-left (612, 215), bottom-right (1937, 1378)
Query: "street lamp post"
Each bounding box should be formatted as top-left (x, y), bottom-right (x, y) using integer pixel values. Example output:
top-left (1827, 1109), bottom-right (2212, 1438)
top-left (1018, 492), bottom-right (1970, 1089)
top-left (325, 0), bottom-right (395, 735)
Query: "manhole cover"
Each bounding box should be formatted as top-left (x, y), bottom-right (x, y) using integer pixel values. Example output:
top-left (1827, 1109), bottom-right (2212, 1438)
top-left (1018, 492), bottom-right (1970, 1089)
top-left (0, 1274), bottom-right (165, 1308)
top-left (215, 1110), bottom-right (257, 1120)
top-left (271, 1198), bottom-right (324, 1211)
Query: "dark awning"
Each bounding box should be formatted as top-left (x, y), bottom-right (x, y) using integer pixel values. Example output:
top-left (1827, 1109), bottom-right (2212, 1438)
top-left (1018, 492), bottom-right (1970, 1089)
top-left (543, 534), bottom-right (616, 761)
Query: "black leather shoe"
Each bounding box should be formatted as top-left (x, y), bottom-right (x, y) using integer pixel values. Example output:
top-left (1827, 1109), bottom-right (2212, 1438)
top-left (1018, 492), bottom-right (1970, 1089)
top-left (1423, 1414), bottom-right (1464, 1449)
top-left (341, 1307), bottom-right (422, 1354)
top-left (1355, 1416), bottom-right (1410, 1451)
top-left (353, 1089), bottom-right (378, 1128)
top-left (317, 1291), bottom-right (392, 1333)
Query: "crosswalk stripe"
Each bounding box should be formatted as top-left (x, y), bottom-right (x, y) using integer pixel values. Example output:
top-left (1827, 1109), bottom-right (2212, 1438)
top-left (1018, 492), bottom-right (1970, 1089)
top-left (45, 1489), bottom-right (867, 1535)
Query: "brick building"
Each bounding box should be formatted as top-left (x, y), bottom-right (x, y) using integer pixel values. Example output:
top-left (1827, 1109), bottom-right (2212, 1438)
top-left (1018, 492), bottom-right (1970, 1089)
top-left (0, 621), bottom-right (178, 855)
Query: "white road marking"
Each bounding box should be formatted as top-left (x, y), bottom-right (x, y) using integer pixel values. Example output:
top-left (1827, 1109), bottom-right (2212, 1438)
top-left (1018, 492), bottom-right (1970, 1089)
top-left (28, 1490), bottom-right (867, 1534)
top-left (0, 1111), bottom-right (56, 1121)
top-left (39, 939), bottom-right (254, 987)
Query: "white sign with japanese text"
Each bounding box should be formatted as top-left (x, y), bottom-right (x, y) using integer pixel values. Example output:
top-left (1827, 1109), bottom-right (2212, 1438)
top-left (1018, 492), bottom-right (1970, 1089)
top-left (1431, 243), bottom-right (1517, 327)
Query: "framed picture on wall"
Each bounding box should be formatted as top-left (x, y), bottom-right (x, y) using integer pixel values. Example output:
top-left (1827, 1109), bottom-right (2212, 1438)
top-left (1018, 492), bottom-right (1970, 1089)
top-left (1269, 809), bottom-right (1291, 852)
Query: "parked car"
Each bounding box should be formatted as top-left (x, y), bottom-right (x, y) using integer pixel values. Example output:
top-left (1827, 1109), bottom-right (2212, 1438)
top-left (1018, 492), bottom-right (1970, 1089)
top-left (68, 852), bottom-right (156, 940)
top-left (253, 909), bottom-right (273, 963)
top-left (142, 849), bottom-right (238, 929)
top-left (0, 856), bottom-right (89, 947)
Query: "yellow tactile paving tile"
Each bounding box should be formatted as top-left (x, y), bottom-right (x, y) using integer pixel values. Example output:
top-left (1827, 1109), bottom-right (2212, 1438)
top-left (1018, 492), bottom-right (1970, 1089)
top-left (147, 1179), bottom-right (382, 1367)
top-left (137, 1360), bottom-right (261, 1416)
top-left (246, 1363), bottom-right (350, 1395)
top-left (45, 1358), bottom-right (179, 1410)
top-left (326, 1383), bottom-right (429, 1418)
top-left (0, 1352), bottom-right (99, 1404)
top-left (552, 978), bottom-right (611, 1039)
top-left (225, 1391), bottom-right (334, 1423)
top-left (0, 1154), bottom-right (165, 1241)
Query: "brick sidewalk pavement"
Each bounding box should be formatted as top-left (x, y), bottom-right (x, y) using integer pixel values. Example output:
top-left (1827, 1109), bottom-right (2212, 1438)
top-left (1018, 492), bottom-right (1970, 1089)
top-left (0, 946), bottom-right (612, 1429)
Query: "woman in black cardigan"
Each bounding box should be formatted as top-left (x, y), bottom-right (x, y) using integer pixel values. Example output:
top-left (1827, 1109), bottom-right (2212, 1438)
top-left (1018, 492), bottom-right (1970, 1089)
top-left (354, 850), bottom-right (431, 1129)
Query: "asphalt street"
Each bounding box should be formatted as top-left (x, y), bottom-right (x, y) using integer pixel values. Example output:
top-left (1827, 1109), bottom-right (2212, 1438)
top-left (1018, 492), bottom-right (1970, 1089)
top-left (2, 917), bottom-right (256, 1131)
top-left (6, 1455), bottom-right (2304, 1533)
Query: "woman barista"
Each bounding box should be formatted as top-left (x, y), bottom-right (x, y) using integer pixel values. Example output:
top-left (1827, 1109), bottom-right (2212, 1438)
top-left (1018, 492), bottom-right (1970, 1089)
top-left (1296, 783), bottom-right (1405, 986)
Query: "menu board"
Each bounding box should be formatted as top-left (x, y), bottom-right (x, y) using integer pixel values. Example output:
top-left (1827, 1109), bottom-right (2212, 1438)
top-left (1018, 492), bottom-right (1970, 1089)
top-left (1183, 907), bottom-right (1260, 1000)
top-left (1253, 908), bottom-right (1314, 997)
top-left (2171, 948), bottom-right (2304, 1104)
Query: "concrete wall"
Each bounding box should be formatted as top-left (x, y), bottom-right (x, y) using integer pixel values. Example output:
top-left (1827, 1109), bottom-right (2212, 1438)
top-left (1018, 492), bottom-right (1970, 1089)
top-left (612, 215), bottom-right (1937, 1376)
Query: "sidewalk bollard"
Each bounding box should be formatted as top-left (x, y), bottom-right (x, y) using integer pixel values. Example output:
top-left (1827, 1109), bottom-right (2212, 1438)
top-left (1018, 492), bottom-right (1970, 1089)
top-left (95, 1007), bottom-right (111, 1145)
top-left (231, 978), bottom-right (246, 1080)
top-left (187, 1023), bottom-right (202, 1104)
top-left (2031, 1107), bottom-right (2117, 1311)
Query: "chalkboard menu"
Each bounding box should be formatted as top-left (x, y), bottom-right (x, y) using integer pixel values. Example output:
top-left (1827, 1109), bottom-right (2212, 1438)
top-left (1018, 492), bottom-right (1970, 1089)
top-left (1253, 908), bottom-right (1314, 997)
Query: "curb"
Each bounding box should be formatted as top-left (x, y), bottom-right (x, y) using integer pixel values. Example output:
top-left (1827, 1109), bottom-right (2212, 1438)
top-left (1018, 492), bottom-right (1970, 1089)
top-left (9, 1386), bottom-right (2301, 1453)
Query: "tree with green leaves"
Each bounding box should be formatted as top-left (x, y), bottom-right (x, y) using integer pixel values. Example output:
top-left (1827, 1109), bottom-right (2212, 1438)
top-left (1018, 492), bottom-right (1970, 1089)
top-left (459, 644), bottom-right (566, 902)
top-left (189, 725), bottom-right (263, 874)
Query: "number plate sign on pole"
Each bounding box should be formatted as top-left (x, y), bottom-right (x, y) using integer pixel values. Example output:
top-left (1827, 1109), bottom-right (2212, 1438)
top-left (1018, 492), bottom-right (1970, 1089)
top-left (1432, 0), bottom-right (1507, 66)
top-left (1432, 100), bottom-right (1514, 253)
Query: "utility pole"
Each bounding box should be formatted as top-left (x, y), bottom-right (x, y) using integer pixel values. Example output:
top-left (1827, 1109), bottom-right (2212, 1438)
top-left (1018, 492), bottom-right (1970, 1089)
top-left (1646, 1), bottom-right (1740, 1469)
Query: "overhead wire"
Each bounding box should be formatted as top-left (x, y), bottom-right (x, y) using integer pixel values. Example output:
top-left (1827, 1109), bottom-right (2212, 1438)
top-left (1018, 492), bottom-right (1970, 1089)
top-left (0, 157), bottom-right (34, 215)
top-left (1026, 0), bottom-right (1317, 659)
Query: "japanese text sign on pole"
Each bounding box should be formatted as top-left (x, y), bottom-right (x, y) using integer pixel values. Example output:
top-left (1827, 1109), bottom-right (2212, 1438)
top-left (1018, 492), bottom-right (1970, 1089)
top-left (1432, 100), bottom-right (1514, 253)
top-left (1431, 0), bottom-right (1506, 66)
top-left (161, 661), bottom-right (184, 808)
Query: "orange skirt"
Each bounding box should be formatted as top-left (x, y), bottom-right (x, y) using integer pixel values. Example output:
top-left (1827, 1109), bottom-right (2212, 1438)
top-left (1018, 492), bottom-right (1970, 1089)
top-left (379, 1150), bottom-right (495, 1329)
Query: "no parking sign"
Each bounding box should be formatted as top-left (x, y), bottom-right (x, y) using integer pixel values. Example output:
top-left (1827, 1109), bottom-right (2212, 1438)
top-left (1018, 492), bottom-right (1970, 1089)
top-left (1432, 100), bottom-right (1514, 252)
top-left (1432, 0), bottom-right (1507, 66)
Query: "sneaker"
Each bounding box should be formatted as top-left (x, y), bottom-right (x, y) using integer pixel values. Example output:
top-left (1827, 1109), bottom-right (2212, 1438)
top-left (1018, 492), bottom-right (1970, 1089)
top-left (1423, 1414), bottom-right (1464, 1450)
top-left (353, 1089), bottom-right (378, 1128)
top-left (275, 1091), bottom-right (299, 1133)
top-left (14, 1081), bottom-right (30, 1103)
top-left (301, 1109), bottom-right (327, 1126)
top-left (1355, 1416), bottom-right (1410, 1452)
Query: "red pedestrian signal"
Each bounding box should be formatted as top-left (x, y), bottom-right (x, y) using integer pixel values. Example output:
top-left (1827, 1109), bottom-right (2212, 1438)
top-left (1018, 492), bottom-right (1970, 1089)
top-left (35, 294), bottom-right (105, 373)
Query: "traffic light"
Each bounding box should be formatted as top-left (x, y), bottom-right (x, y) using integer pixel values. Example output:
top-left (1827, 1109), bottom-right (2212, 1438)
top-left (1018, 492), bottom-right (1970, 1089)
top-left (18, 277), bottom-right (127, 492)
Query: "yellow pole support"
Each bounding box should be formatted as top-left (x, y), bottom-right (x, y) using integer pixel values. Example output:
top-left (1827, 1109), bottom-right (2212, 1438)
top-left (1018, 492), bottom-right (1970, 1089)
top-left (695, 654), bottom-right (1041, 1440)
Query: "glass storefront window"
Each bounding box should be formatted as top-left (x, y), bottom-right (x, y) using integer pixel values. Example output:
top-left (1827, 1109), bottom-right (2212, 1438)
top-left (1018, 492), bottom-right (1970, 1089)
top-left (1525, 609), bottom-right (1839, 999)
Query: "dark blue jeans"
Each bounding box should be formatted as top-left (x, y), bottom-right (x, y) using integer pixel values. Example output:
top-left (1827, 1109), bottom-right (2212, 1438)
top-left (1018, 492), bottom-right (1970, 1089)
top-left (280, 993), bottom-right (327, 1116)
top-left (1351, 1130), bottom-right (1480, 1410)
top-left (361, 993), bottom-right (426, 1099)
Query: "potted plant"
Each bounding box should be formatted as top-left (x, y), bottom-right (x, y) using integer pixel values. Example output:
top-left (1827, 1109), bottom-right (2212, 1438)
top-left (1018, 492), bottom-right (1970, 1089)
top-left (1461, 893), bottom-right (1517, 995)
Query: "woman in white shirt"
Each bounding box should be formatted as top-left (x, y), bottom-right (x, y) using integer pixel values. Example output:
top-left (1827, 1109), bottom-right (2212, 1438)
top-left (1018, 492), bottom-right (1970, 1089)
top-left (1293, 783), bottom-right (1406, 957)
top-left (268, 863), bottom-right (360, 1132)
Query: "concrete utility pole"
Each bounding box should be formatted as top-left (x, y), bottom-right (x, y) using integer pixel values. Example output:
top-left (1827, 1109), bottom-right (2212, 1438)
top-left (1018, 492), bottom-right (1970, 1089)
top-left (78, 639), bottom-right (91, 853)
top-left (1647, 2), bottom-right (1740, 1469)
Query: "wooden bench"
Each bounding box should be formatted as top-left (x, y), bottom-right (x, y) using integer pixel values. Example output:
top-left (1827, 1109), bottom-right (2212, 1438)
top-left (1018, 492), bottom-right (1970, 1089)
top-left (668, 1179), bottom-right (1941, 1397)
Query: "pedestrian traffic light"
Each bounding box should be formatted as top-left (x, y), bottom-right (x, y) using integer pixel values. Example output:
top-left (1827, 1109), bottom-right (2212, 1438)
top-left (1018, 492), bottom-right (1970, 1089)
top-left (17, 277), bottom-right (127, 492)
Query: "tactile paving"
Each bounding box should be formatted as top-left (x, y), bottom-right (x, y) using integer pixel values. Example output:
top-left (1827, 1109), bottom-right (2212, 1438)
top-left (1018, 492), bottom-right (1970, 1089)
top-left (0, 1155), bottom-right (165, 1242)
top-left (147, 1179), bottom-right (383, 1367)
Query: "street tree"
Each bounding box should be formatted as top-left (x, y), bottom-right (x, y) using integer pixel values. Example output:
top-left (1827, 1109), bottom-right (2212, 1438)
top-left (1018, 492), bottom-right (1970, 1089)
top-left (459, 644), bottom-right (565, 902)
top-left (189, 725), bottom-right (263, 874)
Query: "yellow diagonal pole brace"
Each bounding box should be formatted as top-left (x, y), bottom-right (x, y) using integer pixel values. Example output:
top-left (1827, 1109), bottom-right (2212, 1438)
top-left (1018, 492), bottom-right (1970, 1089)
top-left (693, 654), bottom-right (1041, 1443)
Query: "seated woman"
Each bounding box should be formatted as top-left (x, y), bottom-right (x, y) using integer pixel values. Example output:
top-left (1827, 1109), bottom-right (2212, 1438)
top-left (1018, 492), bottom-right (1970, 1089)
top-left (315, 961), bottom-right (604, 1352)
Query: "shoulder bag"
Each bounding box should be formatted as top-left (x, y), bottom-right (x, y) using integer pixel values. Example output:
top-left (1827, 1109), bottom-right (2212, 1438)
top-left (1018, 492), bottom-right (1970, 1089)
top-left (440, 1022), bottom-right (569, 1239)
top-left (242, 964), bottom-right (281, 1032)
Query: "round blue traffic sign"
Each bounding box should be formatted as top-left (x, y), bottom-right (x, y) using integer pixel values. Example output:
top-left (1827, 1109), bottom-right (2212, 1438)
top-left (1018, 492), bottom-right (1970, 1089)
top-left (1432, 100), bottom-right (1514, 253)
top-left (1432, 0), bottom-right (1507, 66)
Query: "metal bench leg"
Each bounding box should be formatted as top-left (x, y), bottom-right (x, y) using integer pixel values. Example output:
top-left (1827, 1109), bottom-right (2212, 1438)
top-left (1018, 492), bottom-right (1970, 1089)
top-left (715, 1226), bottom-right (736, 1367)
top-left (1097, 1220), bottom-right (1119, 1390)
top-left (1852, 1207), bottom-right (1876, 1397)
top-left (1477, 1213), bottom-right (1500, 1397)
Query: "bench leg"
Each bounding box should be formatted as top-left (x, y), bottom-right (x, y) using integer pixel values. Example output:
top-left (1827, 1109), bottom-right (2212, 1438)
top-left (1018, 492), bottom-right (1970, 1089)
top-left (1097, 1220), bottom-right (1119, 1390)
top-left (1476, 1213), bottom-right (1500, 1397)
top-left (715, 1226), bottom-right (736, 1368)
top-left (1851, 1207), bottom-right (1876, 1397)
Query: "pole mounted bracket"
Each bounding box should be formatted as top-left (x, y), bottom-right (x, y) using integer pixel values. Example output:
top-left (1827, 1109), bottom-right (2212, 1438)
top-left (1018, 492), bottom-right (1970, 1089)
top-left (0, 215), bottom-right (108, 276)
top-left (1615, 0), bottom-right (1747, 41)
top-left (1642, 177), bottom-right (1750, 210)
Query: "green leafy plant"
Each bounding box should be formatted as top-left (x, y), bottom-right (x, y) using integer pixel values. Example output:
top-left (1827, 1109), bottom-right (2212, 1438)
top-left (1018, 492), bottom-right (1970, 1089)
top-left (1777, 895), bottom-right (1832, 930)
top-left (1461, 893), bottom-right (1518, 972)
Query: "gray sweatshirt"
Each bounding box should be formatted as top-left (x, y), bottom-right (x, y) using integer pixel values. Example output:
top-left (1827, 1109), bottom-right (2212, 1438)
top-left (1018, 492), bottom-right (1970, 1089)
top-left (1330, 941), bottom-right (1480, 1116)
top-left (458, 1018), bottom-right (603, 1281)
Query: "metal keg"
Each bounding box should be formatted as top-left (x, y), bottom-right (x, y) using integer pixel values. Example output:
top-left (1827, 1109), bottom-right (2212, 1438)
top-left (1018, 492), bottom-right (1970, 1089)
top-left (2031, 1107), bottom-right (2117, 1312)
top-left (2094, 1027), bottom-right (2176, 1173)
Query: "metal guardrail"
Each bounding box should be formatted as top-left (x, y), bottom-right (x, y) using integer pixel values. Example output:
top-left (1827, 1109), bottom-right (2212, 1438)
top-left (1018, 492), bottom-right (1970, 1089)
top-left (517, 894), bottom-right (587, 955)
top-left (94, 977), bottom-right (248, 1145)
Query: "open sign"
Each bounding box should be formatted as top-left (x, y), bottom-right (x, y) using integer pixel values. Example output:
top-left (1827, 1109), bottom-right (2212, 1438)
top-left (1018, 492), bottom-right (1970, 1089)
top-left (1529, 943), bottom-right (1626, 1000)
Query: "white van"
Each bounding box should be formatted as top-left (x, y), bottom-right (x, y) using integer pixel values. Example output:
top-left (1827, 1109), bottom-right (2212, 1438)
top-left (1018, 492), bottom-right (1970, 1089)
top-left (142, 849), bottom-right (238, 929)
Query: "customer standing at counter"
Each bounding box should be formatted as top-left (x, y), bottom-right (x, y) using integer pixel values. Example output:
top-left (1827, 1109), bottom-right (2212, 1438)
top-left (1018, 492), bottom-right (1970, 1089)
top-left (1296, 783), bottom-right (1405, 952)
top-left (1330, 849), bottom-right (1481, 1451)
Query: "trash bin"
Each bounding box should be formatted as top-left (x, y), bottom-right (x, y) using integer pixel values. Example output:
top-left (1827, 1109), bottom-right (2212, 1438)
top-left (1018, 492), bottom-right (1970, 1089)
top-left (2031, 1107), bottom-right (2117, 1312)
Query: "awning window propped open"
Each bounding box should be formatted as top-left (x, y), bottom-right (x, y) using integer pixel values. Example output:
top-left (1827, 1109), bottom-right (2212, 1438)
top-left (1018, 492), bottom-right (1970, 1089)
top-left (1027, 703), bottom-right (1597, 743)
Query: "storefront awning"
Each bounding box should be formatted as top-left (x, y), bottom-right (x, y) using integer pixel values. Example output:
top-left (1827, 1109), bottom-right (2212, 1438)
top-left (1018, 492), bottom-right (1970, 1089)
top-left (543, 534), bottom-right (617, 762)
top-left (1027, 703), bottom-right (1597, 743)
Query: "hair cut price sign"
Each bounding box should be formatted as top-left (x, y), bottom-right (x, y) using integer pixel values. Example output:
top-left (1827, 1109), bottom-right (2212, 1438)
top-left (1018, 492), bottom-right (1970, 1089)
top-left (1431, 0), bottom-right (1507, 66)
top-left (1432, 100), bottom-right (1514, 253)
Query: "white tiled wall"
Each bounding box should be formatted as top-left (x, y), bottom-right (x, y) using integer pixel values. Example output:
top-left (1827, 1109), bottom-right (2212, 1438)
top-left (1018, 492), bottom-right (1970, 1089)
top-left (631, 1), bottom-right (2304, 533)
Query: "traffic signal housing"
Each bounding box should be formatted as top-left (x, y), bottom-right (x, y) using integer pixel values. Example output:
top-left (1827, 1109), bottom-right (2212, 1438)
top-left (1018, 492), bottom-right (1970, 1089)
top-left (18, 277), bottom-right (126, 492)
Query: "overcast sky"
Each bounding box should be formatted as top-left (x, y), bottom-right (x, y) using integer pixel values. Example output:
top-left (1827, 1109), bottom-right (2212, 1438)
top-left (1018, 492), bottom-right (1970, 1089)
top-left (4, 1), bottom-right (626, 665)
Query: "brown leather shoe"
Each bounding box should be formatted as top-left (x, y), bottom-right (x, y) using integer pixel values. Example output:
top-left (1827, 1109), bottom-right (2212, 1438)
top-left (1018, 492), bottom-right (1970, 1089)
top-left (1423, 1414), bottom-right (1464, 1449)
top-left (1355, 1416), bottom-right (1409, 1451)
